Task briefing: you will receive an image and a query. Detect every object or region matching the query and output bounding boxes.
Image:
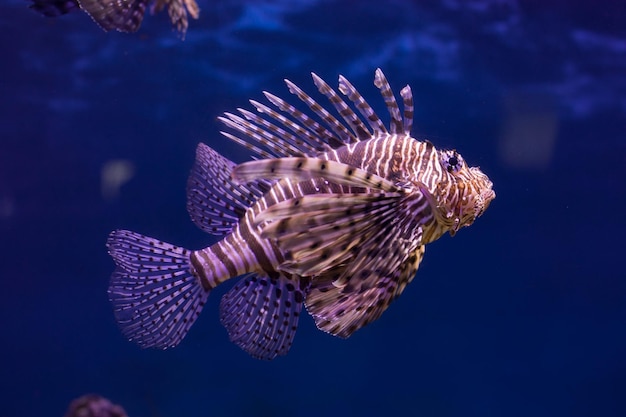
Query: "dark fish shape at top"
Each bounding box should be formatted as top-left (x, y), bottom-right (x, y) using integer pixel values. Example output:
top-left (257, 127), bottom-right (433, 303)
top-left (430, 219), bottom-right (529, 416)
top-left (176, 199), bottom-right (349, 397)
top-left (107, 69), bottom-right (495, 360)
top-left (28, 0), bottom-right (199, 35)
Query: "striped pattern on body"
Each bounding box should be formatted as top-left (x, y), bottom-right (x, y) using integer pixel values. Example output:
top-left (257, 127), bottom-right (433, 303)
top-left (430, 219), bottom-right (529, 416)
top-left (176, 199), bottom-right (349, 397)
top-left (106, 68), bottom-right (495, 359)
top-left (190, 134), bottom-right (445, 288)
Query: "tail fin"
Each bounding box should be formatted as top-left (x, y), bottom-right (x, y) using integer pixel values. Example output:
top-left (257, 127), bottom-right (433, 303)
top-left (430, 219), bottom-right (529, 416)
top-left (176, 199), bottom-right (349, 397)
top-left (106, 230), bottom-right (209, 349)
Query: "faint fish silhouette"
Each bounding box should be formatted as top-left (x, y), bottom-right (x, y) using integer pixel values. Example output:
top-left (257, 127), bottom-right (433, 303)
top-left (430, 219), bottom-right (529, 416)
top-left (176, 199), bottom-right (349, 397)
top-left (107, 69), bottom-right (495, 360)
top-left (64, 394), bottom-right (128, 417)
top-left (28, 0), bottom-right (199, 35)
top-left (29, 0), bottom-right (79, 16)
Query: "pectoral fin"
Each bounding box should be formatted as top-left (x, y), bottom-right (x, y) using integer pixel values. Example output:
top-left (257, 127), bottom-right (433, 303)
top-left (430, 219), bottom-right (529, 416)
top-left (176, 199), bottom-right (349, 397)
top-left (256, 192), bottom-right (405, 277)
top-left (306, 245), bottom-right (426, 338)
top-left (232, 157), bottom-right (402, 192)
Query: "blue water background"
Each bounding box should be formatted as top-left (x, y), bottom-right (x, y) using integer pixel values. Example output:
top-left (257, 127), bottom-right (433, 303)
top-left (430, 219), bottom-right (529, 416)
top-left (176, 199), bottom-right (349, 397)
top-left (1, 1), bottom-right (625, 416)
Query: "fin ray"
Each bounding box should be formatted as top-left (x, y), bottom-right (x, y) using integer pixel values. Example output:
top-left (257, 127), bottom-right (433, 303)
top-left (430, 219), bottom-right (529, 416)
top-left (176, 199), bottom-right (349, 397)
top-left (232, 157), bottom-right (402, 192)
top-left (187, 143), bottom-right (269, 235)
top-left (220, 112), bottom-right (305, 158)
top-left (285, 78), bottom-right (356, 145)
top-left (302, 190), bottom-right (430, 336)
top-left (306, 245), bottom-right (425, 338)
top-left (240, 106), bottom-right (320, 157)
top-left (261, 92), bottom-right (340, 151)
top-left (219, 69), bottom-right (414, 160)
top-left (258, 192), bottom-right (406, 277)
top-left (312, 73), bottom-right (370, 140)
top-left (220, 274), bottom-right (306, 360)
top-left (107, 230), bottom-right (209, 349)
top-left (400, 85), bottom-right (414, 134)
top-left (374, 69), bottom-right (404, 134)
top-left (338, 75), bottom-right (387, 135)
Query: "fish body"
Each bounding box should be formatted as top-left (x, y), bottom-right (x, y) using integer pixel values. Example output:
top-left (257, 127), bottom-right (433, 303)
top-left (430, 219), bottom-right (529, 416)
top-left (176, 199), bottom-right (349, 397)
top-left (107, 69), bottom-right (495, 359)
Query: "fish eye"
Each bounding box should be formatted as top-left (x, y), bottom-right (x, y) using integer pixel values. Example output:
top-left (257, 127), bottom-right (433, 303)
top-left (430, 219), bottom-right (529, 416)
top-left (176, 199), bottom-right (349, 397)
top-left (441, 150), bottom-right (462, 174)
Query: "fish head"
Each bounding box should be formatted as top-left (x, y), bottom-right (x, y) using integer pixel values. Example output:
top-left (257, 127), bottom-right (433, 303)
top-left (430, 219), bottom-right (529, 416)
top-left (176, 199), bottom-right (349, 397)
top-left (432, 149), bottom-right (495, 235)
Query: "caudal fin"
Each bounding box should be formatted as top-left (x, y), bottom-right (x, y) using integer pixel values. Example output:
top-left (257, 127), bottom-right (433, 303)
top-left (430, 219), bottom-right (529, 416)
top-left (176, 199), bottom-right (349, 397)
top-left (106, 230), bottom-right (209, 349)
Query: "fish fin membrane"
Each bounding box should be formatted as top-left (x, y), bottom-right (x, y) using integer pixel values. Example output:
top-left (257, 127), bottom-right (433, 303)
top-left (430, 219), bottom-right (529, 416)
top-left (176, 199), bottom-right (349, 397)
top-left (257, 192), bottom-right (405, 276)
top-left (187, 143), bottom-right (271, 235)
top-left (255, 188), bottom-right (430, 337)
top-left (257, 187), bottom-right (430, 278)
top-left (77, 0), bottom-right (148, 32)
top-left (232, 157), bottom-right (402, 192)
top-left (219, 69), bottom-right (413, 160)
top-left (107, 230), bottom-right (209, 349)
top-left (220, 274), bottom-right (307, 360)
top-left (306, 245), bottom-right (425, 338)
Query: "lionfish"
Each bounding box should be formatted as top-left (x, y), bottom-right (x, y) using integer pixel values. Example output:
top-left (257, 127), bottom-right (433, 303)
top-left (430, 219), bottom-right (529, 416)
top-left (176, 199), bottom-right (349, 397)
top-left (107, 69), bottom-right (495, 360)
top-left (29, 0), bottom-right (199, 35)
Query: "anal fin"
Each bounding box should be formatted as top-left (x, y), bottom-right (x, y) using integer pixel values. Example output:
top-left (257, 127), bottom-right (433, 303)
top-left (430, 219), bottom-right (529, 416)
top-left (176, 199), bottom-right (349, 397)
top-left (219, 273), bottom-right (308, 360)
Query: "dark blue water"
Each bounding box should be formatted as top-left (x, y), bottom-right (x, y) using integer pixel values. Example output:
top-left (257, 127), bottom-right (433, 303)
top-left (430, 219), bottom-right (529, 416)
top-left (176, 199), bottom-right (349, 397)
top-left (1, 1), bottom-right (625, 416)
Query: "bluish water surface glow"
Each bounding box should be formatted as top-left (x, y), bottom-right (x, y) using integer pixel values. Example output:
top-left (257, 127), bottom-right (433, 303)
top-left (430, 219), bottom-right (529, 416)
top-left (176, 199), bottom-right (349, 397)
top-left (1, 1), bottom-right (625, 416)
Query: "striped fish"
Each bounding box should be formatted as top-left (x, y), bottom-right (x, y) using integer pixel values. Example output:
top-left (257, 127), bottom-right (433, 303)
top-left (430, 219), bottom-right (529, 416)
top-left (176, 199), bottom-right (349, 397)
top-left (107, 69), bottom-right (495, 360)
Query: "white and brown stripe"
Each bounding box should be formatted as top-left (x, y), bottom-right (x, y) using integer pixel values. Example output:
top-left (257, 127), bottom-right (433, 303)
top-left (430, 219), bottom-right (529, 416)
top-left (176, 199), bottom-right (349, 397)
top-left (106, 68), bottom-right (494, 355)
top-left (188, 69), bottom-right (492, 290)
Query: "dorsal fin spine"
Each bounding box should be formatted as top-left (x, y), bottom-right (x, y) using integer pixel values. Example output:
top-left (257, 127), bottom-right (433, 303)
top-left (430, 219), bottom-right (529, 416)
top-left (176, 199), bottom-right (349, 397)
top-left (285, 78), bottom-right (355, 144)
top-left (374, 68), bottom-right (404, 134)
top-left (338, 75), bottom-right (388, 135)
top-left (311, 73), bottom-right (370, 141)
